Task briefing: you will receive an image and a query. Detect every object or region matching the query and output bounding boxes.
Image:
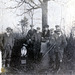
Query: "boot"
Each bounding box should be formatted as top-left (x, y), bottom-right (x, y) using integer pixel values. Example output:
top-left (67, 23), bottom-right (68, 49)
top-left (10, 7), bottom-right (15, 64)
top-left (2, 60), bottom-right (6, 67)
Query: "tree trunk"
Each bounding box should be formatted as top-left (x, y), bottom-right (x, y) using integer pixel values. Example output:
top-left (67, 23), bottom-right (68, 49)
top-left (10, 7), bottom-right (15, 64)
top-left (42, 0), bottom-right (48, 31)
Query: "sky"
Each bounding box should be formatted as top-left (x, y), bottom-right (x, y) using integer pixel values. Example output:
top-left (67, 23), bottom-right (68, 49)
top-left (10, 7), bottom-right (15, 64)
top-left (0, 0), bottom-right (75, 35)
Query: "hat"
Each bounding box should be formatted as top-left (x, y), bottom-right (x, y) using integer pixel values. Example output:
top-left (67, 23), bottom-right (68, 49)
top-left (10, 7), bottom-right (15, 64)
top-left (6, 27), bottom-right (12, 32)
top-left (37, 27), bottom-right (40, 30)
top-left (55, 25), bottom-right (60, 28)
top-left (30, 25), bottom-right (34, 27)
top-left (44, 25), bottom-right (49, 28)
top-left (50, 28), bottom-right (54, 31)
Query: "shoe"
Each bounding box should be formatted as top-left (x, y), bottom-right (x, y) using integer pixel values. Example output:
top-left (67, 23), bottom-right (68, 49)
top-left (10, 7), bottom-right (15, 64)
top-left (3, 64), bottom-right (5, 68)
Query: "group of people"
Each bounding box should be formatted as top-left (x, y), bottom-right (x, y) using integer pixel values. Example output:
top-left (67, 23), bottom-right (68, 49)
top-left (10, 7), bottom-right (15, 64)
top-left (0, 24), bottom-right (71, 73)
top-left (26, 24), bottom-right (67, 72)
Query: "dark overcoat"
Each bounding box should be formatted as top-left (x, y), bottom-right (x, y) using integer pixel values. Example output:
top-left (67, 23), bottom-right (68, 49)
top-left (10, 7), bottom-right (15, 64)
top-left (26, 29), bottom-right (36, 58)
top-left (26, 29), bottom-right (36, 41)
top-left (3, 33), bottom-right (14, 50)
top-left (42, 30), bottom-right (50, 40)
top-left (32, 32), bottom-right (42, 55)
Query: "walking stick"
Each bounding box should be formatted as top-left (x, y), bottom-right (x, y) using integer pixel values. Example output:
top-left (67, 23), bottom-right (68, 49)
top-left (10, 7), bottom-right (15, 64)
top-left (42, 43), bottom-right (56, 58)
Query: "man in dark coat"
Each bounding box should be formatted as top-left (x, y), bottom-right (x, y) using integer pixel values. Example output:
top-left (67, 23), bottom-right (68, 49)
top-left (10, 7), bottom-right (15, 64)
top-left (3, 27), bottom-right (14, 67)
top-left (42, 25), bottom-right (50, 41)
top-left (32, 27), bottom-right (42, 60)
top-left (53, 29), bottom-right (67, 72)
top-left (26, 25), bottom-right (36, 59)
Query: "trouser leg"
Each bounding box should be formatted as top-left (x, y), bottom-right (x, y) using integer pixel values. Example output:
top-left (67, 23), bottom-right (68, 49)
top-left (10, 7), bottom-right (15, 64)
top-left (7, 50), bottom-right (12, 67)
top-left (2, 50), bottom-right (6, 67)
top-left (55, 52), bottom-right (60, 71)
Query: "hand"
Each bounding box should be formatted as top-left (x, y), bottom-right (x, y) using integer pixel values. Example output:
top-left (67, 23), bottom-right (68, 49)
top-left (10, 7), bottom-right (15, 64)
top-left (29, 39), bottom-right (31, 41)
top-left (46, 40), bottom-right (49, 43)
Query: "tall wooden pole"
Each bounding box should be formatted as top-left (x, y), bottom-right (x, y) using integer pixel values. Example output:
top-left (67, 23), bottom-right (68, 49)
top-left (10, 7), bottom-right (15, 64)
top-left (42, 0), bottom-right (48, 31)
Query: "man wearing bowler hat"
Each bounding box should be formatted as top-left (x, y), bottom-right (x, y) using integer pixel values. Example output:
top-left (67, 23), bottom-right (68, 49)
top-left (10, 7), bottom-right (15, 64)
top-left (26, 25), bottom-right (36, 59)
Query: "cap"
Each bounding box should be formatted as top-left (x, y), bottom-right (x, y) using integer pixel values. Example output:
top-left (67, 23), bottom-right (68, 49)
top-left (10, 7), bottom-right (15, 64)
top-left (44, 25), bottom-right (49, 28)
top-left (6, 27), bottom-right (12, 32)
top-left (37, 27), bottom-right (40, 30)
top-left (50, 28), bottom-right (54, 31)
top-left (55, 25), bottom-right (60, 28)
top-left (30, 25), bottom-right (34, 27)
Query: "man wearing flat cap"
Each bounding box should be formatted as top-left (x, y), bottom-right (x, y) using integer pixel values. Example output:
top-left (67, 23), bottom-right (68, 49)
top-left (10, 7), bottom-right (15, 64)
top-left (2, 27), bottom-right (14, 67)
top-left (53, 29), bottom-right (67, 72)
top-left (26, 25), bottom-right (36, 59)
top-left (32, 27), bottom-right (42, 59)
top-left (55, 25), bottom-right (60, 30)
top-left (42, 25), bottom-right (50, 41)
top-left (47, 28), bottom-right (56, 69)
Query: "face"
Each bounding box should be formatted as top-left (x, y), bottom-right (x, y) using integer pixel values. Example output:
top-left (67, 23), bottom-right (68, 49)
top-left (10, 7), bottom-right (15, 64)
top-left (45, 27), bottom-right (49, 31)
top-left (50, 30), bottom-right (54, 35)
top-left (31, 26), bottom-right (34, 30)
top-left (37, 29), bottom-right (40, 33)
top-left (22, 46), bottom-right (26, 50)
top-left (6, 30), bottom-right (11, 35)
top-left (57, 32), bottom-right (61, 35)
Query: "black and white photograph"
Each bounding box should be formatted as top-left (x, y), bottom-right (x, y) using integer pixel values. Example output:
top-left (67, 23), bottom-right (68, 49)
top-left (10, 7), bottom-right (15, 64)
top-left (0, 0), bottom-right (75, 75)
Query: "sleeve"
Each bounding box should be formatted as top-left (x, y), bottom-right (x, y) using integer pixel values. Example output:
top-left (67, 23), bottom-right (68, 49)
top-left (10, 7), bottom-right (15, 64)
top-left (31, 33), bottom-right (35, 42)
top-left (12, 34), bottom-right (15, 47)
top-left (26, 30), bottom-right (30, 40)
top-left (61, 35), bottom-right (67, 48)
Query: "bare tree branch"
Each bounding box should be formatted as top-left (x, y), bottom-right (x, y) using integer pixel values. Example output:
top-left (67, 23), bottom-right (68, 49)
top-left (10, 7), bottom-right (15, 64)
top-left (30, 0), bottom-right (40, 7)
top-left (15, 0), bottom-right (22, 3)
top-left (16, 6), bottom-right (41, 16)
top-left (23, 0), bottom-right (35, 8)
top-left (6, 1), bottom-right (24, 9)
top-left (39, 0), bottom-right (42, 3)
